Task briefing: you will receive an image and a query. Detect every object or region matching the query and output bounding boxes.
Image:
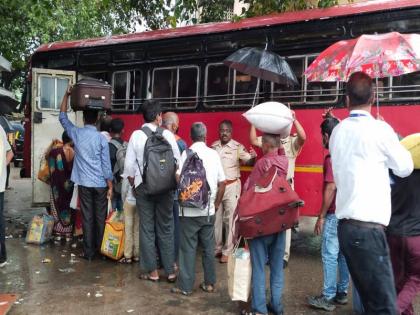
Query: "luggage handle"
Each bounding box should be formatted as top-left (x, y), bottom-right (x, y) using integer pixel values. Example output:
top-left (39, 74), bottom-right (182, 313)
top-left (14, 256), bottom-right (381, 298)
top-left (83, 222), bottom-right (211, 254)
top-left (84, 94), bottom-right (106, 100)
top-left (288, 200), bottom-right (305, 208)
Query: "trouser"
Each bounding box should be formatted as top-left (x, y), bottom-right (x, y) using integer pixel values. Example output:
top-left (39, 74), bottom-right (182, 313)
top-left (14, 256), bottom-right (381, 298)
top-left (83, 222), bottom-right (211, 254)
top-left (123, 201), bottom-right (139, 259)
top-left (173, 199), bottom-right (180, 261)
top-left (215, 180), bottom-right (240, 256)
top-left (78, 186), bottom-right (108, 259)
top-left (338, 220), bottom-right (398, 315)
top-left (111, 192), bottom-right (123, 212)
top-left (136, 185), bottom-right (174, 275)
top-left (177, 215), bottom-right (216, 293)
top-left (249, 231), bottom-right (285, 315)
top-left (0, 192), bottom-right (6, 262)
top-left (388, 234), bottom-right (420, 315)
top-left (321, 214), bottom-right (350, 299)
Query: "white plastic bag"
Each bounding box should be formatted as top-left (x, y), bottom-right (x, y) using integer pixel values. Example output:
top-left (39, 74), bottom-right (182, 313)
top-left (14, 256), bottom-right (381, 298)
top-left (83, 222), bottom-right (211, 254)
top-left (243, 101), bottom-right (293, 137)
top-left (227, 238), bottom-right (252, 302)
top-left (70, 185), bottom-right (78, 209)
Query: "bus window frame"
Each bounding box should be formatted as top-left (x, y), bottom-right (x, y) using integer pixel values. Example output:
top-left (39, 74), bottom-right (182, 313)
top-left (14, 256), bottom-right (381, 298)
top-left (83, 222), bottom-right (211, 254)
top-left (204, 62), bottom-right (234, 108)
top-left (151, 65), bottom-right (199, 110)
top-left (271, 54), bottom-right (340, 105)
top-left (37, 74), bottom-right (72, 111)
top-left (111, 69), bottom-right (143, 112)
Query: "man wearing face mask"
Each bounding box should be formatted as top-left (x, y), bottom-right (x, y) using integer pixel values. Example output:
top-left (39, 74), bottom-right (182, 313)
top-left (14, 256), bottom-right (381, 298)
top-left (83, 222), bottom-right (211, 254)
top-left (124, 100), bottom-right (181, 282)
top-left (212, 120), bottom-right (256, 263)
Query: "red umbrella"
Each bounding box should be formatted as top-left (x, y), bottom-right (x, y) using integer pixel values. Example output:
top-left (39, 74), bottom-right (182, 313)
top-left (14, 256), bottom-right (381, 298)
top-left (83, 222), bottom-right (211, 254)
top-left (305, 32), bottom-right (420, 114)
top-left (305, 32), bottom-right (420, 82)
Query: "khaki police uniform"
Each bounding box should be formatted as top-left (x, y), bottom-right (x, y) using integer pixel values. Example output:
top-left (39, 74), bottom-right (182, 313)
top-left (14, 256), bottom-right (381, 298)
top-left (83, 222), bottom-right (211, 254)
top-left (211, 139), bottom-right (253, 257)
top-left (256, 135), bottom-right (302, 262)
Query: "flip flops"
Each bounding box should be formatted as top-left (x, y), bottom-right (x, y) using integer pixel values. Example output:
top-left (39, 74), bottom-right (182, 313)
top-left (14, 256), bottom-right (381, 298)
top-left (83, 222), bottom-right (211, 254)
top-left (138, 273), bottom-right (160, 282)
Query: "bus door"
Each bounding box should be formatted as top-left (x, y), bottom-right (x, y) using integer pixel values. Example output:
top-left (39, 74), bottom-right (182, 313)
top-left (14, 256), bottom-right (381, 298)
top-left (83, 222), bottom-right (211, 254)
top-left (31, 68), bottom-right (79, 205)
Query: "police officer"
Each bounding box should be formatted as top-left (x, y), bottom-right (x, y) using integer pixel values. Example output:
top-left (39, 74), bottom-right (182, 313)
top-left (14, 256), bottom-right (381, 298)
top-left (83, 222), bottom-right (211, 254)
top-left (212, 120), bottom-right (256, 263)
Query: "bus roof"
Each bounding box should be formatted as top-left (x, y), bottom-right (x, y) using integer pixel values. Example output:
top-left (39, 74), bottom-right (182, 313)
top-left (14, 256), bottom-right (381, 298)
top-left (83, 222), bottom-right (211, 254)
top-left (36, 0), bottom-right (419, 53)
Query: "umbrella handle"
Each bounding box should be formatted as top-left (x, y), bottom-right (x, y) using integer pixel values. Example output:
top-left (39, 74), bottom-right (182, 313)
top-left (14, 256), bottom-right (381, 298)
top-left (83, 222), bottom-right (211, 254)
top-left (376, 77), bottom-right (380, 117)
top-left (252, 78), bottom-right (261, 108)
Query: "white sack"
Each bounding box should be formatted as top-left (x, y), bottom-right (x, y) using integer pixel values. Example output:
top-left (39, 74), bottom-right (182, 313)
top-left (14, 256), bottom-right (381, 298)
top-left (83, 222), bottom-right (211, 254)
top-left (243, 101), bottom-right (293, 137)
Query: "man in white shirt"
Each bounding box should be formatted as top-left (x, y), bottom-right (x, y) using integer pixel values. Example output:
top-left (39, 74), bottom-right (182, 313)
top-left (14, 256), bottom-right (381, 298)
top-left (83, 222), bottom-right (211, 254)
top-left (0, 125), bottom-right (14, 267)
top-left (171, 122), bottom-right (226, 296)
top-left (124, 100), bottom-right (181, 282)
top-left (329, 72), bottom-right (414, 314)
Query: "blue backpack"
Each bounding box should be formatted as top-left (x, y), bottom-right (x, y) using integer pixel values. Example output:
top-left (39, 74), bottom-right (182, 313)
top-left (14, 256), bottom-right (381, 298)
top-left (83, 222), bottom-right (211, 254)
top-left (178, 149), bottom-right (210, 210)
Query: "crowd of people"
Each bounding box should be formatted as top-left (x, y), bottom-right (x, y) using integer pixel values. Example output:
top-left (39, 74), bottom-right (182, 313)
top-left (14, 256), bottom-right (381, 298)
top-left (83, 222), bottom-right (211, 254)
top-left (0, 71), bottom-right (418, 315)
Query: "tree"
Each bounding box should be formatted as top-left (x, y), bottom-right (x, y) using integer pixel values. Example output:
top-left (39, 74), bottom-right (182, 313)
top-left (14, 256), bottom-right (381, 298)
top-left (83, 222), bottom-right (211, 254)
top-left (241, 0), bottom-right (339, 18)
top-left (0, 0), bottom-right (133, 91)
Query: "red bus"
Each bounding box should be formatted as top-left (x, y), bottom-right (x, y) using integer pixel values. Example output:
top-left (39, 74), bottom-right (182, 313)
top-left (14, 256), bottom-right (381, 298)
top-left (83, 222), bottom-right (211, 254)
top-left (23, 0), bottom-right (420, 214)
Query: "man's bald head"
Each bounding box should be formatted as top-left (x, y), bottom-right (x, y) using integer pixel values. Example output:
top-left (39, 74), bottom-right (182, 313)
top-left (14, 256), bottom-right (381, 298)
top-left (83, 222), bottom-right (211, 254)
top-left (346, 72), bottom-right (374, 108)
top-left (162, 112), bottom-right (179, 134)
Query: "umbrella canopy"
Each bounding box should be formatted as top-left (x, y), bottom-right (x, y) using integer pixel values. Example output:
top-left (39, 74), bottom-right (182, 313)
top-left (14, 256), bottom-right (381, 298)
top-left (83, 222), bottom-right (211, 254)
top-left (223, 47), bottom-right (298, 86)
top-left (305, 32), bottom-right (420, 82)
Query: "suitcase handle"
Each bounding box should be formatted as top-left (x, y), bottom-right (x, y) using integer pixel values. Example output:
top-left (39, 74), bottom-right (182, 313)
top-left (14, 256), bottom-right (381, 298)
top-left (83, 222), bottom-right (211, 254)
top-left (84, 94), bottom-right (106, 100)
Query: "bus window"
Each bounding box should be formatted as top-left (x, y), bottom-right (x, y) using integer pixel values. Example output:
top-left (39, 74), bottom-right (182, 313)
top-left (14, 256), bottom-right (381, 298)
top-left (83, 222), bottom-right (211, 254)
top-left (152, 66), bottom-right (198, 109)
top-left (272, 57), bottom-right (305, 104)
top-left (390, 72), bottom-right (420, 100)
top-left (306, 56), bottom-right (339, 103)
top-left (178, 67), bottom-right (199, 108)
top-left (39, 76), bottom-right (70, 110)
top-left (205, 63), bottom-right (234, 107)
top-left (112, 70), bottom-right (142, 111)
top-left (234, 70), bottom-right (258, 106)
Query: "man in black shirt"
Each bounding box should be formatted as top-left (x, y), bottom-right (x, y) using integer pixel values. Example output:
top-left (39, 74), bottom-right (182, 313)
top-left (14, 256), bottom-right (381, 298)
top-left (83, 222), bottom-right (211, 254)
top-left (387, 170), bottom-right (420, 315)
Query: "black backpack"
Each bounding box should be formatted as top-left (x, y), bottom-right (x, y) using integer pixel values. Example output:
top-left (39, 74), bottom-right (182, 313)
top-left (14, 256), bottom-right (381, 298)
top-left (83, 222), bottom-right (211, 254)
top-left (140, 126), bottom-right (177, 195)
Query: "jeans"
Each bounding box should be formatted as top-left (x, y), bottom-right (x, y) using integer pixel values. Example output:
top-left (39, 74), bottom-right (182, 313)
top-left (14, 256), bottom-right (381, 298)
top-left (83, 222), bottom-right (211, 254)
top-left (111, 193), bottom-right (123, 212)
top-left (322, 214), bottom-right (350, 299)
top-left (249, 231), bottom-right (285, 315)
top-left (338, 220), bottom-right (398, 315)
top-left (177, 215), bottom-right (216, 292)
top-left (0, 192), bottom-right (5, 262)
top-left (388, 234), bottom-right (420, 315)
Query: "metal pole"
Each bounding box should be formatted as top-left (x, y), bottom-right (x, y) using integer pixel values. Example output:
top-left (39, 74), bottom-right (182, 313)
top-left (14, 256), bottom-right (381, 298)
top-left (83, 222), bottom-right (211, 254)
top-left (376, 77), bottom-right (380, 117)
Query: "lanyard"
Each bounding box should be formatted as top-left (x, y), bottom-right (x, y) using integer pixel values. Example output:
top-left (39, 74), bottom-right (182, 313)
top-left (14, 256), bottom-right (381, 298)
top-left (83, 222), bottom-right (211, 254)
top-left (349, 113), bottom-right (368, 118)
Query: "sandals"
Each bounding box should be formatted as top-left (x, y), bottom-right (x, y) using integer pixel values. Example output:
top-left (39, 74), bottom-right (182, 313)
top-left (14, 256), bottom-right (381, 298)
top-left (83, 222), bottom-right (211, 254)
top-left (170, 287), bottom-right (191, 296)
top-left (167, 274), bottom-right (177, 283)
top-left (138, 273), bottom-right (160, 282)
top-left (119, 257), bottom-right (132, 264)
top-left (199, 282), bottom-right (215, 293)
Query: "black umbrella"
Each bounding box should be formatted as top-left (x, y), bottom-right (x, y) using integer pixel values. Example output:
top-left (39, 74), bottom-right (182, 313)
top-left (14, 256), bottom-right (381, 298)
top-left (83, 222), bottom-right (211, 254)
top-left (223, 47), bottom-right (298, 106)
top-left (224, 47), bottom-right (298, 85)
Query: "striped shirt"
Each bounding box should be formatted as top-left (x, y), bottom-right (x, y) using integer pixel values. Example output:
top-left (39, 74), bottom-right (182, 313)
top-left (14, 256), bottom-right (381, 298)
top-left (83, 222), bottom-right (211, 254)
top-left (59, 112), bottom-right (113, 188)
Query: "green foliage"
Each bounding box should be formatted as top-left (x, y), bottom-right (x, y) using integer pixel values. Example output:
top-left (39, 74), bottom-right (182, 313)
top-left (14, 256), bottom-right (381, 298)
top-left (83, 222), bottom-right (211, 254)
top-left (0, 0), bottom-right (342, 94)
top-left (0, 0), bottom-right (132, 91)
top-left (241, 0), bottom-right (339, 17)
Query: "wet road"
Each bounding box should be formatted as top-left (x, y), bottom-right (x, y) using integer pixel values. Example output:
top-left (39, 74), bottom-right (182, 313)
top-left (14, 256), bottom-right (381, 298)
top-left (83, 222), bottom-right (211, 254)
top-left (1, 167), bottom-right (419, 315)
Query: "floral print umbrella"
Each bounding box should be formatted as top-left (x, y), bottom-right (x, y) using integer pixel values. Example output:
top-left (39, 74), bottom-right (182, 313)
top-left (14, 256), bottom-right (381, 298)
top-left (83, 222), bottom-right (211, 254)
top-left (305, 32), bottom-right (420, 82)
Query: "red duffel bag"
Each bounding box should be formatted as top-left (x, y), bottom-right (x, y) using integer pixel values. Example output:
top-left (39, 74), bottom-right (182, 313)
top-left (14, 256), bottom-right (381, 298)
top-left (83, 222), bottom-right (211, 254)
top-left (238, 166), bottom-right (304, 239)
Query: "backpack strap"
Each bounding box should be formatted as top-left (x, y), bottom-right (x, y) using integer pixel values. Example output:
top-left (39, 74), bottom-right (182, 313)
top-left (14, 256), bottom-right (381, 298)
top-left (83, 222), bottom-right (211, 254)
top-left (141, 126), bottom-right (153, 138)
top-left (109, 139), bottom-right (123, 151)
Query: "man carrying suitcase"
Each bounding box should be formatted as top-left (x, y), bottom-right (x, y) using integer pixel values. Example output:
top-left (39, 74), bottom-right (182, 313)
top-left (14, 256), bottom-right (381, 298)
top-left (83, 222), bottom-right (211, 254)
top-left (241, 133), bottom-right (288, 315)
top-left (59, 87), bottom-right (113, 261)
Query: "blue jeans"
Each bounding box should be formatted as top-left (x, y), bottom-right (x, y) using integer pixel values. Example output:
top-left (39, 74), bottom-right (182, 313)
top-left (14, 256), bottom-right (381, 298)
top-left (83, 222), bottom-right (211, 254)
top-left (249, 231), bottom-right (285, 315)
top-left (322, 214), bottom-right (350, 299)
